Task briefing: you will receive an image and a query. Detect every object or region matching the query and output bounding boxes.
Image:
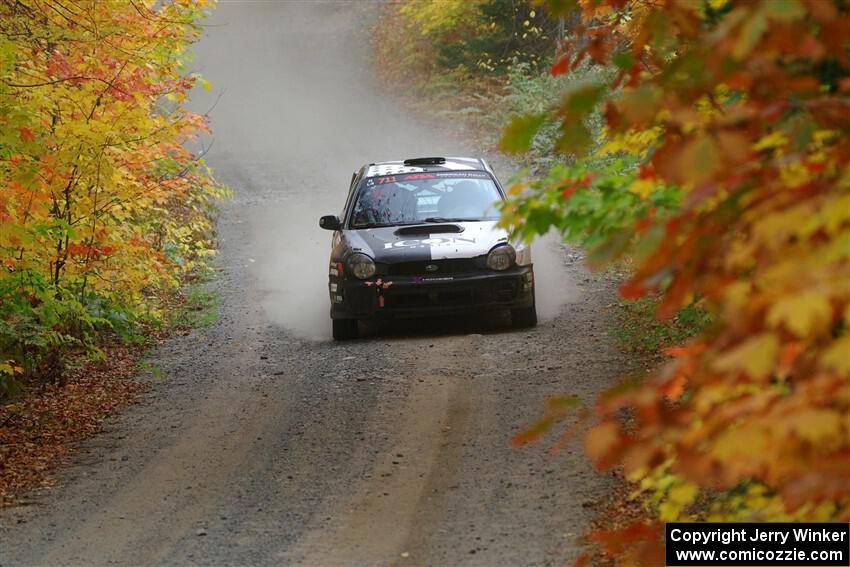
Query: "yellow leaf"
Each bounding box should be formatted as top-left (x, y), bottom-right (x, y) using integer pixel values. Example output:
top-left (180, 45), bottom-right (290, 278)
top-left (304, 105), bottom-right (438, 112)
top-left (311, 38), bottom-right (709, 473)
top-left (723, 280), bottom-right (751, 311)
top-left (598, 127), bottom-right (661, 157)
top-left (507, 182), bottom-right (527, 196)
top-left (820, 336), bottom-right (850, 374)
top-left (714, 333), bottom-right (780, 379)
top-left (767, 292), bottom-right (832, 337)
top-left (824, 194), bottom-right (850, 234)
top-left (714, 425), bottom-right (769, 460)
top-left (788, 409), bottom-right (844, 444)
top-left (670, 481), bottom-right (699, 506)
top-left (627, 178), bottom-right (656, 199)
top-left (779, 161), bottom-right (811, 188)
top-left (751, 205), bottom-right (812, 251)
top-left (660, 481), bottom-right (699, 521)
top-left (753, 130), bottom-right (788, 151)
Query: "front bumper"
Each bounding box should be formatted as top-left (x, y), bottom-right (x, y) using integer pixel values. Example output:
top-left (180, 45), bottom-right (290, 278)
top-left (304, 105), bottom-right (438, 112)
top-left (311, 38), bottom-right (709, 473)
top-left (330, 265), bottom-right (534, 320)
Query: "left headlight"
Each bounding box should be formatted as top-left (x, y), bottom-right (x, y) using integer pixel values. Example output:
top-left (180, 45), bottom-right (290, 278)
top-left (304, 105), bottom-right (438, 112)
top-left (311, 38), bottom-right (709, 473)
top-left (347, 253), bottom-right (376, 279)
top-left (486, 244), bottom-right (516, 271)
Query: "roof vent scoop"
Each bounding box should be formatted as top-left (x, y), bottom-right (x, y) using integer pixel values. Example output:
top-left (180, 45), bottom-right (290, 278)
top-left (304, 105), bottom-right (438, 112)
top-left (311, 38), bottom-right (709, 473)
top-left (403, 157), bottom-right (446, 166)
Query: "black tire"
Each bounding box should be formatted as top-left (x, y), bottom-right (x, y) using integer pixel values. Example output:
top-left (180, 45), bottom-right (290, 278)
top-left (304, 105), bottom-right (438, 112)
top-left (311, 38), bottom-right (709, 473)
top-left (511, 304), bottom-right (538, 329)
top-left (332, 318), bottom-right (358, 341)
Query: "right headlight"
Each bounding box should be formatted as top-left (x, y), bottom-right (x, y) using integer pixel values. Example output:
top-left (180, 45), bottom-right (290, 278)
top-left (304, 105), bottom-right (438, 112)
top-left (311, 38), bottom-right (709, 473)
top-left (347, 253), bottom-right (376, 279)
top-left (486, 244), bottom-right (516, 271)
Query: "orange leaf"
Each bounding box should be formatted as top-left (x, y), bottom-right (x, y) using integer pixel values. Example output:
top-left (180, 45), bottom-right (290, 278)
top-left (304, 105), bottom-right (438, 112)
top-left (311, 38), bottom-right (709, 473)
top-left (660, 374), bottom-right (687, 401)
top-left (585, 421), bottom-right (622, 469)
top-left (511, 416), bottom-right (555, 447)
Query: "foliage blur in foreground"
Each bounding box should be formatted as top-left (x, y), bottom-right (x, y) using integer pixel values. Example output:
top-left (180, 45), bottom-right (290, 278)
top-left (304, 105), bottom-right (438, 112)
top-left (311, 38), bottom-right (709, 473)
top-left (0, 0), bottom-right (226, 394)
top-left (502, 0), bottom-right (849, 564)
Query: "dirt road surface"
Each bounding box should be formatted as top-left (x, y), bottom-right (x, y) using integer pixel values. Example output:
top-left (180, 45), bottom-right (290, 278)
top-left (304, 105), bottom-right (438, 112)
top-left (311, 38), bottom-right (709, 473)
top-left (0, 4), bottom-right (633, 566)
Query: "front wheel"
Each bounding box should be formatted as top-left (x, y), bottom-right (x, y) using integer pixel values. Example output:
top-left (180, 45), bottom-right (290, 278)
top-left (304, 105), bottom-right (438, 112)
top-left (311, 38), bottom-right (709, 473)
top-left (332, 318), bottom-right (359, 341)
top-left (511, 304), bottom-right (537, 329)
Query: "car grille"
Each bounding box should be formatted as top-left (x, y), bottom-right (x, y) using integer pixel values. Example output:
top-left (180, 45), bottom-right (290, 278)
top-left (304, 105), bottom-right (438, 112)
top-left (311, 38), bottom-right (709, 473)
top-left (386, 258), bottom-right (481, 276)
top-left (383, 281), bottom-right (519, 309)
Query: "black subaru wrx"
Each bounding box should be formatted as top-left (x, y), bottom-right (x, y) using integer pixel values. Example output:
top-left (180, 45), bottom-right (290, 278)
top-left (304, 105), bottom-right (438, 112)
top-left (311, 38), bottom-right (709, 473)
top-left (319, 157), bottom-right (536, 340)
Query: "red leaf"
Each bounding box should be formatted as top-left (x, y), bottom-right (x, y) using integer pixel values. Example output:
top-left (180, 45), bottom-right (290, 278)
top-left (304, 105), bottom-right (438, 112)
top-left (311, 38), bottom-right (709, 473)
top-left (807, 161), bottom-right (827, 174)
top-left (19, 127), bottom-right (35, 142)
top-left (619, 279), bottom-right (647, 300)
top-left (638, 164), bottom-right (656, 180)
top-left (591, 522), bottom-right (660, 556)
top-left (550, 55), bottom-right (570, 76)
top-left (635, 217), bottom-right (653, 234)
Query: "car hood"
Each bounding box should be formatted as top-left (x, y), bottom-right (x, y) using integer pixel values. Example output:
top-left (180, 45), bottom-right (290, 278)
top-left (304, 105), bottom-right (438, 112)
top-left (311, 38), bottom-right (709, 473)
top-left (342, 221), bottom-right (508, 263)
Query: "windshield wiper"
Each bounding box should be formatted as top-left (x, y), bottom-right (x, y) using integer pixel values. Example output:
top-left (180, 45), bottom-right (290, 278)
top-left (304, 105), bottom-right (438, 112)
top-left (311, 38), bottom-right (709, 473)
top-left (423, 217), bottom-right (480, 223)
top-left (353, 222), bottom-right (393, 229)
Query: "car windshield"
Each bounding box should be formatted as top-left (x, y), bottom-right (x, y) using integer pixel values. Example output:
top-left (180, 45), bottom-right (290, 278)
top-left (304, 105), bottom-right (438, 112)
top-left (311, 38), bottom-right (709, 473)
top-left (350, 171), bottom-right (502, 228)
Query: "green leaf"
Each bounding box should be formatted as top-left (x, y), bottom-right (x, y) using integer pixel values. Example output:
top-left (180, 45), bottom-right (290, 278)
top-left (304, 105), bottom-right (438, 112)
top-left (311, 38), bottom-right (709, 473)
top-left (561, 83), bottom-right (607, 116)
top-left (588, 228), bottom-right (634, 267)
top-left (555, 120), bottom-right (591, 155)
top-left (732, 10), bottom-right (767, 60)
top-left (499, 113), bottom-right (547, 154)
top-left (612, 52), bottom-right (635, 70)
top-left (545, 394), bottom-right (582, 413)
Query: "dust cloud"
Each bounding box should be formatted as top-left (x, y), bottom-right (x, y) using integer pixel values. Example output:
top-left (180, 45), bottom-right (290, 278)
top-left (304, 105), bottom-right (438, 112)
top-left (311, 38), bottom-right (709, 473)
top-left (532, 232), bottom-right (581, 320)
top-left (251, 215), bottom-right (578, 341)
top-left (187, 3), bottom-right (577, 340)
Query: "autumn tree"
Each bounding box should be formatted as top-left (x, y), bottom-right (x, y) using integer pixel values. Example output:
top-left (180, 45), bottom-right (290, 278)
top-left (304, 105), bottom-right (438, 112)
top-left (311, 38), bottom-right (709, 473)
top-left (0, 0), bottom-right (225, 390)
top-left (501, 0), bottom-right (849, 563)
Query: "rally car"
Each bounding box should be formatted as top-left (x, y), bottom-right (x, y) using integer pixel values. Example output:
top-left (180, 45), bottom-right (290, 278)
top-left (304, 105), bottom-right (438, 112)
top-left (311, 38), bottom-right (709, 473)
top-left (319, 157), bottom-right (536, 340)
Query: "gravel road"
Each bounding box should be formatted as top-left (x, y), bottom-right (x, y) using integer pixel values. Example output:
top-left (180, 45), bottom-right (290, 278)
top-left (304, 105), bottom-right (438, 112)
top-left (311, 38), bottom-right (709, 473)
top-left (0, 3), bottom-right (633, 566)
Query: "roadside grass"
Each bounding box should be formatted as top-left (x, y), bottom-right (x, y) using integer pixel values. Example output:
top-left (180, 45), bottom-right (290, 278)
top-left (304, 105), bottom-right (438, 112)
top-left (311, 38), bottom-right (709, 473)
top-left (610, 296), bottom-right (711, 355)
top-left (169, 269), bottom-right (220, 331)
top-left (173, 286), bottom-right (220, 330)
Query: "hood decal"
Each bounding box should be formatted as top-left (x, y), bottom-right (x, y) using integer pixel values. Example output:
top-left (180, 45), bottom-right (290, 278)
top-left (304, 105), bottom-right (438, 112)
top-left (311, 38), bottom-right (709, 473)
top-left (340, 221), bottom-right (507, 263)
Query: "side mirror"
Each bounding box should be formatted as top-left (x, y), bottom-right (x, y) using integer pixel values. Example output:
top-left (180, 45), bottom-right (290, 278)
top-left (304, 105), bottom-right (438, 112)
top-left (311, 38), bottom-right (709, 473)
top-left (319, 215), bottom-right (341, 231)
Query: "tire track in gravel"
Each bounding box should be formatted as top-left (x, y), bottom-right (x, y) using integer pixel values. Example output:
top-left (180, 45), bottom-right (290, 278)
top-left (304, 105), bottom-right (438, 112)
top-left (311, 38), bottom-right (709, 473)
top-left (287, 336), bottom-right (476, 566)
